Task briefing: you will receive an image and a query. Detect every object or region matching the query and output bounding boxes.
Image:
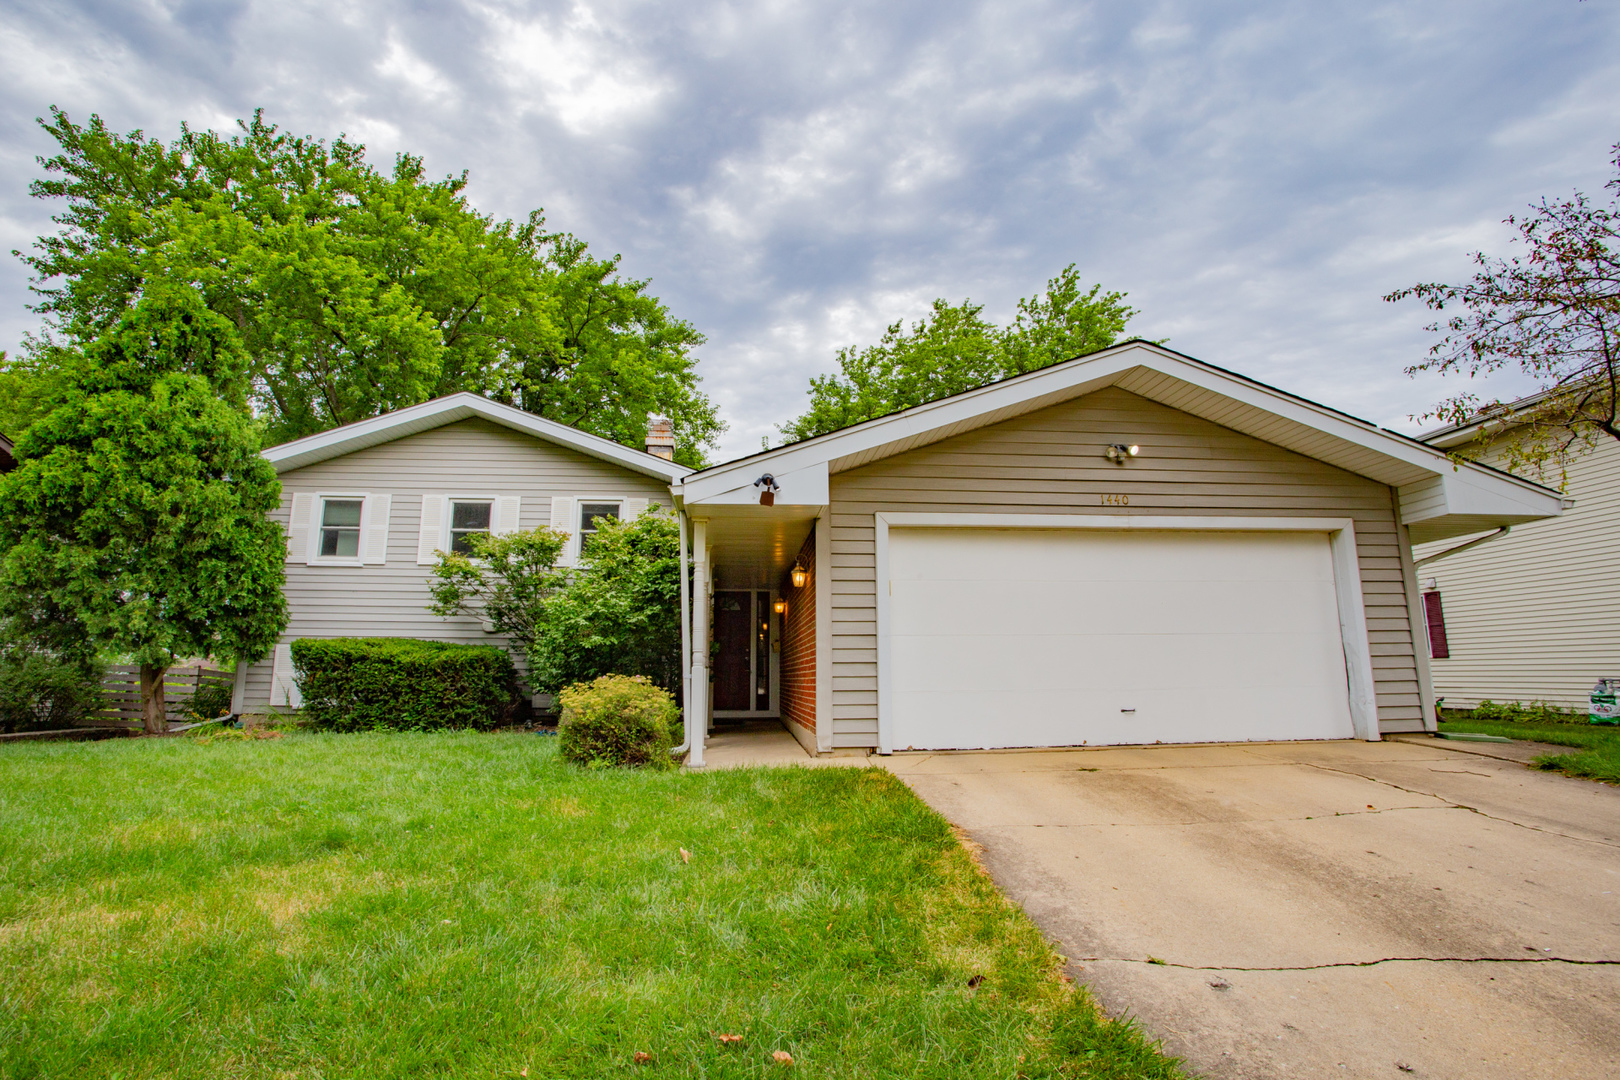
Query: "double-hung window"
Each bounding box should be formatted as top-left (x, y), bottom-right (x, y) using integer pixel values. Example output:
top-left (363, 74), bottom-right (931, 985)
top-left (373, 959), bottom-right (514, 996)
top-left (318, 498), bottom-right (364, 558)
top-left (449, 500), bottom-right (494, 554)
top-left (289, 492), bottom-right (391, 566)
top-left (578, 502), bottom-right (622, 549)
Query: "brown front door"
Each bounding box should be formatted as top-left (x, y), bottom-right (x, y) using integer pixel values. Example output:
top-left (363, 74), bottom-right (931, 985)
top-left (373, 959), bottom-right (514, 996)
top-left (713, 591), bottom-right (752, 711)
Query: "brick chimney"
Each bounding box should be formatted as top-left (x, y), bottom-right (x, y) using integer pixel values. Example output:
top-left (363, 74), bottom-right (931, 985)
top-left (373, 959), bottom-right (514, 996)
top-left (645, 414), bottom-right (675, 460)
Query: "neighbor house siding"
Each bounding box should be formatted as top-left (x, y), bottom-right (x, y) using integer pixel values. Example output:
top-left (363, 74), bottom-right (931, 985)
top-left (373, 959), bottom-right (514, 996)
top-left (241, 417), bottom-right (673, 710)
top-left (825, 386), bottom-right (1425, 747)
top-left (1415, 435), bottom-right (1620, 710)
top-left (777, 526), bottom-right (817, 745)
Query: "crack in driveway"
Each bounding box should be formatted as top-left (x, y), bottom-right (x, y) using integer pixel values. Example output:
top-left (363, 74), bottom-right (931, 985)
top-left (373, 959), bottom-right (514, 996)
top-left (1080, 956), bottom-right (1620, 971)
top-left (1303, 762), bottom-right (1620, 848)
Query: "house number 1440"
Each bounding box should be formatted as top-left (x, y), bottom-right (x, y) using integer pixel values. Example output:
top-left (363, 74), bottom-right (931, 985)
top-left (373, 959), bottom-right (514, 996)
top-left (1100, 493), bottom-right (1129, 506)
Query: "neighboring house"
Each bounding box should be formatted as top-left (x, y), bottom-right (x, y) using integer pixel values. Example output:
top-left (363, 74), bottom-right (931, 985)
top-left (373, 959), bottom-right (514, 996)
top-left (0, 433), bottom-right (15, 474)
top-left (232, 394), bottom-right (687, 713)
top-left (673, 341), bottom-right (1562, 763)
top-left (1415, 404), bottom-right (1617, 710)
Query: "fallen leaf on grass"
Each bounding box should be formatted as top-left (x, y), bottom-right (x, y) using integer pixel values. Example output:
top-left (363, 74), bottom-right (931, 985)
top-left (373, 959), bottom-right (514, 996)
top-left (966, 975), bottom-right (985, 989)
top-left (680, 847), bottom-right (691, 864)
top-left (772, 1050), bottom-right (793, 1064)
top-left (633, 1051), bottom-right (652, 1064)
top-left (715, 1033), bottom-right (743, 1044)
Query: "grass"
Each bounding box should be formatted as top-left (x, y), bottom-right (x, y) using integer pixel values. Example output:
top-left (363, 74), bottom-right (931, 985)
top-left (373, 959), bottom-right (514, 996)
top-left (1437, 718), bottom-right (1620, 784)
top-left (0, 731), bottom-right (1180, 1079)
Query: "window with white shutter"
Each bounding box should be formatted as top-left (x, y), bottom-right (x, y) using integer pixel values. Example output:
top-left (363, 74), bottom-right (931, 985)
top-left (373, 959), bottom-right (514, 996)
top-left (286, 493), bottom-right (315, 562)
top-left (361, 494), bottom-right (392, 564)
top-left (270, 643), bottom-right (304, 708)
top-left (550, 496), bottom-right (577, 565)
top-left (418, 495), bottom-right (448, 565)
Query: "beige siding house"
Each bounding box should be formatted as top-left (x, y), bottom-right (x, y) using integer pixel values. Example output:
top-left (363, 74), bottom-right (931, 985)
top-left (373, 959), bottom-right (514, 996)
top-left (234, 395), bottom-right (685, 713)
top-left (672, 341), bottom-right (1564, 765)
top-left (1415, 416), bottom-right (1617, 710)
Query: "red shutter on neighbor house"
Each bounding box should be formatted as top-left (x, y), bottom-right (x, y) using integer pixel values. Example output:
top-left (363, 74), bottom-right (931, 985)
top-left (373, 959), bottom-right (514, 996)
top-left (1423, 591), bottom-right (1450, 660)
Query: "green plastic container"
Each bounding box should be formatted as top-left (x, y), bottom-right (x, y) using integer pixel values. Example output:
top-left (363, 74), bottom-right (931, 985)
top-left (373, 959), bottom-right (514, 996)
top-left (1591, 679), bottom-right (1620, 726)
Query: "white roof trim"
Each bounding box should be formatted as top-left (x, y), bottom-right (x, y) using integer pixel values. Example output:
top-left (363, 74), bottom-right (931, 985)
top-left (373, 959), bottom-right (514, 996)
top-left (261, 393), bottom-right (689, 481)
top-left (676, 341), bottom-right (1562, 540)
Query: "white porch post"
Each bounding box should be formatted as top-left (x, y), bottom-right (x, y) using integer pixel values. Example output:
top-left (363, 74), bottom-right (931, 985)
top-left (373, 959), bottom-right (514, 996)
top-left (688, 517), bottom-right (710, 767)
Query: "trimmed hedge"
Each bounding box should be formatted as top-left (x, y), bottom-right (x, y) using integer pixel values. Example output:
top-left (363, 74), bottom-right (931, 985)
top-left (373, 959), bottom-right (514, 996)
top-left (291, 638), bottom-right (518, 731)
top-left (558, 674), bottom-right (678, 769)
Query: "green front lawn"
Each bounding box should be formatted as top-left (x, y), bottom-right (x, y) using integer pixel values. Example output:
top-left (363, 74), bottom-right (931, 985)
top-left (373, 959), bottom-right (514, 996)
top-left (1438, 719), bottom-right (1620, 784)
top-left (0, 732), bottom-right (1180, 1079)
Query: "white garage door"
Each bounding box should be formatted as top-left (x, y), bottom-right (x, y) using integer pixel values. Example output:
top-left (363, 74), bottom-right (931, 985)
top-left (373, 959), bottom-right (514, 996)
top-left (887, 528), bottom-right (1355, 749)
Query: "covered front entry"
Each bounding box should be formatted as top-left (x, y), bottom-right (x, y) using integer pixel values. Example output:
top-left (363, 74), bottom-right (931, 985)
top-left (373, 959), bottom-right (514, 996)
top-left (712, 589), bottom-right (777, 718)
top-left (883, 526), bottom-right (1358, 750)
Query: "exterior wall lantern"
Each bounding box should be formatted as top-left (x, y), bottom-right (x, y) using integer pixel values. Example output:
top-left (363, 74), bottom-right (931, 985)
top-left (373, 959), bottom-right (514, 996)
top-left (790, 562), bottom-right (809, 589)
top-left (773, 598), bottom-right (787, 615)
top-left (754, 473), bottom-right (780, 505)
top-left (1103, 443), bottom-right (1139, 464)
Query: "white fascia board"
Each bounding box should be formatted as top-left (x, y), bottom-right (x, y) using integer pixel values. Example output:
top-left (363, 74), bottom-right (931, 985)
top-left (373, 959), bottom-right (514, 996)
top-left (681, 461), bottom-right (829, 507)
top-left (680, 342), bottom-right (1560, 513)
top-left (262, 393), bottom-right (689, 482)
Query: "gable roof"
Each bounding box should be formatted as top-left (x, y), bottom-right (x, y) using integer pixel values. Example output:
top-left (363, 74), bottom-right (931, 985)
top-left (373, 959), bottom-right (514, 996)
top-left (676, 340), bottom-right (1565, 544)
top-left (261, 393), bottom-right (689, 482)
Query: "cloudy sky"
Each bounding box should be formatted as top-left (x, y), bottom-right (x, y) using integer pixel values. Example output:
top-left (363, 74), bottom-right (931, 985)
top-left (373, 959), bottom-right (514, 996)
top-left (1, 0), bottom-right (1615, 460)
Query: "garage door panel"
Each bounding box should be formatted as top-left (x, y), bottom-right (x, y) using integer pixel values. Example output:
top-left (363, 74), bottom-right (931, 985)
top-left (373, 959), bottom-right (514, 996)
top-left (892, 578), bottom-right (1343, 638)
top-left (893, 629), bottom-right (1346, 693)
top-left (887, 528), bottom-right (1354, 749)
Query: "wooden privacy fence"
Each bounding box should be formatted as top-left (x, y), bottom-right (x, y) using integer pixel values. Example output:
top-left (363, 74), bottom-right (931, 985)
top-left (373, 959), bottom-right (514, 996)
top-left (87, 664), bottom-right (233, 729)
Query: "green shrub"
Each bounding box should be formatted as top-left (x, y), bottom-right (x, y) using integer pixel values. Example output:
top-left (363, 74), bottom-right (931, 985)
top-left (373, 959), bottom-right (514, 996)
top-left (187, 682), bottom-right (233, 721)
top-left (1470, 699), bottom-right (1583, 724)
top-left (291, 638), bottom-right (518, 732)
top-left (0, 649), bottom-right (106, 733)
top-left (558, 674), bottom-right (678, 769)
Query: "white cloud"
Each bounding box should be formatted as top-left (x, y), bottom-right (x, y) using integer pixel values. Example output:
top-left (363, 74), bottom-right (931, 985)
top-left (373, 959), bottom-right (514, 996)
top-left (0, 0), bottom-right (1614, 459)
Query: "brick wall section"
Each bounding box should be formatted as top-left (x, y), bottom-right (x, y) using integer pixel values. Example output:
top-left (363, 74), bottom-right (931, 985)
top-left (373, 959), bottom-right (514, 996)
top-left (777, 525), bottom-right (817, 736)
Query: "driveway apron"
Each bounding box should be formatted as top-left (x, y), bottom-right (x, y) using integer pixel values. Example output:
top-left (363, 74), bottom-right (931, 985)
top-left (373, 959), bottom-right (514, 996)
top-left (884, 739), bottom-right (1620, 1080)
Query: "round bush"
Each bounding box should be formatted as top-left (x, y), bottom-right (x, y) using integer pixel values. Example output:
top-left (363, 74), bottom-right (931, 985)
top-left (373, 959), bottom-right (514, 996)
top-left (557, 674), bottom-right (678, 769)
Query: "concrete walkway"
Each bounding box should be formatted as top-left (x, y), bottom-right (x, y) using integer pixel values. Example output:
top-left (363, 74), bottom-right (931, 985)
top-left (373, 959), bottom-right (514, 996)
top-left (884, 738), bottom-right (1620, 1080)
top-left (693, 720), bottom-right (871, 769)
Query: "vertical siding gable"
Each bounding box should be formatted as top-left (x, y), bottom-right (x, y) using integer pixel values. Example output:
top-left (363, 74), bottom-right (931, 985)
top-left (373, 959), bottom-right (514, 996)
top-left (241, 417), bottom-right (673, 710)
top-left (825, 386), bottom-right (1424, 746)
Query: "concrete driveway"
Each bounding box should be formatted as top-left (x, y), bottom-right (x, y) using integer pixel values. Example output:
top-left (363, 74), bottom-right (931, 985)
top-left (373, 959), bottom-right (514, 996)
top-left (885, 738), bottom-right (1620, 1079)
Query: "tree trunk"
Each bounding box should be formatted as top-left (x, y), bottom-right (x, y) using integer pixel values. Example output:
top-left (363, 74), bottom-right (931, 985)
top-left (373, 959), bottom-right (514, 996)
top-left (140, 663), bottom-right (169, 734)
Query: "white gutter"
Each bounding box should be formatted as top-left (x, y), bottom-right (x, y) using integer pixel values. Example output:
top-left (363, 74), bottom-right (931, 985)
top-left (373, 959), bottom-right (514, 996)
top-left (1414, 526), bottom-right (1511, 567)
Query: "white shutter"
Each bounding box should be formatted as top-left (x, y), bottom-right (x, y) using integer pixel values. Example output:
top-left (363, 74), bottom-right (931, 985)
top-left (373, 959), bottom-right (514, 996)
top-left (287, 493), bottom-right (315, 563)
top-left (417, 495), bottom-right (447, 565)
top-left (550, 496), bottom-right (577, 565)
top-left (269, 643), bottom-right (303, 708)
top-left (494, 496), bottom-right (522, 535)
top-left (623, 497), bottom-right (649, 520)
top-left (361, 494), bottom-right (392, 565)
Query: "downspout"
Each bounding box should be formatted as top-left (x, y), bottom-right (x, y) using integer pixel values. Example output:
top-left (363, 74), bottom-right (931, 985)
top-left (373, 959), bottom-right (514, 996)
top-left (1414, 526), bottom-right (1510, 567)
top-left (688, 517), bottom-right (710, 768)
top-left (671, 506), bottom-right (692, 758)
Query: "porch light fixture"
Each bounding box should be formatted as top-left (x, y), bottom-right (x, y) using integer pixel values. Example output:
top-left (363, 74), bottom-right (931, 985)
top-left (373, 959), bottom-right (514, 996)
top-left (790, 562), bottom-right (809, 589)
top-left (1103, 443), bottom-right (1139, 464)
top-left (754, 473), bottom-right (780, 506)
top-left (773, 598), bottom-right (787, 615)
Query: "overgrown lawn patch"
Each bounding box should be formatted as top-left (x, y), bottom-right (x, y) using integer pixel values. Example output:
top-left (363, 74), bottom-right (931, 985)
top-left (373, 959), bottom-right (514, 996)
top-left (0, 732), bottom-right (1179, 1078)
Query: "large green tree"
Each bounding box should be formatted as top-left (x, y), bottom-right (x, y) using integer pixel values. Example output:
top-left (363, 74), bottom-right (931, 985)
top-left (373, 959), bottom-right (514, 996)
top-left (780, 265), bottom-right (1135, 442)
top-left (0, 296), bottom-right (288, 733)
top-left (15, 108), bottom-right (722, 464)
